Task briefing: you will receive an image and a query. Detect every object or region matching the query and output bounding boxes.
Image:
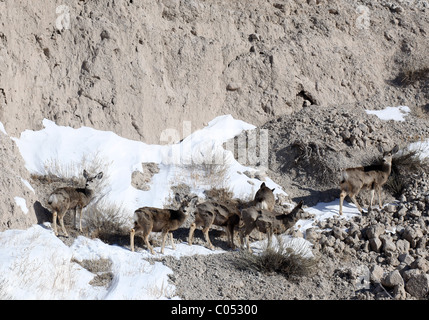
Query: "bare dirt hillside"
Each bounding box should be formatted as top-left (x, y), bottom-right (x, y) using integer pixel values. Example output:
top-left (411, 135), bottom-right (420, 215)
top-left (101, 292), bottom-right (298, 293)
top-left (1, 0), bottom-right (428, 230)
top-left (0, 0), bottom-right (428, 144)
top-left (0, 0), bottom-right (428, 300)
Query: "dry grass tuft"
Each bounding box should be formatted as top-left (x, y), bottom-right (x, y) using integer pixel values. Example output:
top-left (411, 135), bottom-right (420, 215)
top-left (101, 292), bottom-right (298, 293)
top-left (234, 237), bottom-right (318, 279)
top-left (386, 147), bottom-right (429, 197)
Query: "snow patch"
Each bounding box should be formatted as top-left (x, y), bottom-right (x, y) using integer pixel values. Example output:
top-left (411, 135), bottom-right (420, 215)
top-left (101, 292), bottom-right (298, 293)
top-left (14, 196), bottom-right (28, 214)
top-left (365, 106), bottom-right (410, 122)
top-left (0, 121), bottom-right (7, 135)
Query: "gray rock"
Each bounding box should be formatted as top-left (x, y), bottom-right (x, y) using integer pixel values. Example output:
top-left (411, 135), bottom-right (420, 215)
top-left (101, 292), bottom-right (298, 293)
top-left (381, 270), bottom-right (404, 288)
top-left (405, 274), bottom-right (429, 299)
top-left (366, 224), bottom-right (385, 239)
top-left (396, 239), bottom-right (410, 254)
top-left (369, 238), bottom-right (382, 252)
top-left (398, 253), bottom-right (414, 265)
top-left (370, 264), bottom-right (384, 283)
top-left (410, 258), bottom-right (429, 273)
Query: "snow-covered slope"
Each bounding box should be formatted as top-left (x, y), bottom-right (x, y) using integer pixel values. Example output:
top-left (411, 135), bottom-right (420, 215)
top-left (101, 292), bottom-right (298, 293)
top-left (1, 115), bottom-right (294, 299)
top-left (13, 115), bottom-right (285, 217)
top-left (2, 113), bottom-right (428, 299)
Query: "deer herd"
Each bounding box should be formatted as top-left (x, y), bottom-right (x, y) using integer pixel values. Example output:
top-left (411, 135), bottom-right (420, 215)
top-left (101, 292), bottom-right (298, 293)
top-left (47, 144), bottom-right (399, 255)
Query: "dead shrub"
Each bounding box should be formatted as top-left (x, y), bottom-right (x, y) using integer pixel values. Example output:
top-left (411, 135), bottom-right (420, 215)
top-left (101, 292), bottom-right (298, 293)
top-left (234, 237), bottom-right (318, 279)
top-left (84, 198), bottom-right (131, 245)
top-left (386, 147), bottom-right (429, 197)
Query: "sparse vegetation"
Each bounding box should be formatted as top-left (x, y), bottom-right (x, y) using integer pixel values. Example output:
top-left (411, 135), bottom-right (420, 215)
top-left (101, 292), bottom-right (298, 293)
top-left (396, 66), bottom-right (429, 87)
top-left (84, 197), bottom-right (131, 244)
top-left (235, 236), bottom-right (318, 279)
top-left (386, 146), bottom-right (429, 197)
top-left (172, 158), bottom-right (231, 192)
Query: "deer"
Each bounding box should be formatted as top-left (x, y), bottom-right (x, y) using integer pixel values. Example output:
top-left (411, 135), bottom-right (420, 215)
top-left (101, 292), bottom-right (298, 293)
top-left (240, 200), bottom-right (305, 252)
top-left (187, 182), bottom-right (276, 250)
top-left (130, 194), bottom-right (193, 254)
top-left (252, 182), bottom-right (276, 240)
top-left (339, 145), bottom-right (399, 215)
top-left (48, 169), bottom-right (104, 237)
top-left (188, 199), bottom-right (241, 250)
top-left (254, 182), bottom-right (275, 211)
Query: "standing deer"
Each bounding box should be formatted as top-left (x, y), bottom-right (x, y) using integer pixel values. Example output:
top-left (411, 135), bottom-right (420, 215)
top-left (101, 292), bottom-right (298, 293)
top-left (188, 199), bottom-right (241, 250)
top-left (339, 145), bottom-right (399, 215)
top-left (240, 200), bottom-right (305, 252)
top-left (130, 194), bottom-right (192, 254)
top-left (254, 182), bottom-right (275, 211)
top-left (48, 170), bottom-right (103, 237)
top-left (187, 182), bottom-right (276, 250)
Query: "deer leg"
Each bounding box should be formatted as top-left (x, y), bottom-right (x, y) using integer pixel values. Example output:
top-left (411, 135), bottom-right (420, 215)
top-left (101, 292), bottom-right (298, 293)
top-left (369, 189), bottom-right (375, 211)
top-left (267, 227), bottom-right (273, 249)
top-left (73, 208), bottom-right (77, 230)
top-left (188, 222), bottom-right (197, 246)
top-left (59, 213), bottom-right (69, 237)
top-left (377, 187), bottom-right (383, 209)
top-left (144, 233), bottom-right (154, 255)
top-left (202, 226), bottom-right (214, 250)
top-left (130, 228), bottom-right (136, 252)
top-left (52, 211), bottom-right (58, 236)
top-left (77, 206), bottom-right (83, 232)
top-left (241, 223), bottom-right (255, 253)
top-left (245, 235), bottom-right (252, 253)
top-left (160, 231), bottom-right (170, 254)
top-left (169, 232), bottom-right (176, 250)
top-left (350, 195), bottom-right (363, 213)
top-left (339, 190), bottom-right (347, 215)
top-left (226, 224), bottom-right (236, 250)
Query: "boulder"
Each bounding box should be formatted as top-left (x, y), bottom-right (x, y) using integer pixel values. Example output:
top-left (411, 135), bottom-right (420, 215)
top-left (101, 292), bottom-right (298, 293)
top-left (366, 224), bottom-right (385, 239)
top-left (381, 270), bottom-right (404, 288)
top-left (405, 274), bottom-right (429, 299)
top-left (369, 238), bottom-right (382, 252)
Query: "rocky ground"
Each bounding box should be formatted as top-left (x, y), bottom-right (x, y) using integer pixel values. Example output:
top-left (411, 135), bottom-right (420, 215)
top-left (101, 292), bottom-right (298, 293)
top-left (1, 0), bottom-right (428, 300)
top-left (161, 173), bottom-right (429, 300)
top-left (161, 103), bottom-right (429, 300)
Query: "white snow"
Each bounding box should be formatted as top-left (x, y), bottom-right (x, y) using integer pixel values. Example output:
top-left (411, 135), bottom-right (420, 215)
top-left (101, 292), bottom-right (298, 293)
top-left (0, 121), bottom-right (7, 135)
top-left (407, 138), bottom-right (429, 159)
top-left (2, 113), bottom-right (427, 300)
top-left (12, 115), bottom-right (286, 220)
top-left (365, 105), bottom-right (410, 122)
top-left (1, 114), bottom-right (292, 300)
top-left (14, 196), bottom-right (29, 214)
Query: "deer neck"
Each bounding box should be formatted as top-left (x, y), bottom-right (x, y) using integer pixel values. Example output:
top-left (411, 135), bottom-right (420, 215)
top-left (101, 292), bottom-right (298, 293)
top-left (381, 161), bottom-right (392, 174)
top-left (177, 204), bottom-right (188, 220)
top-left (82, 187), bottom-right (94, 199)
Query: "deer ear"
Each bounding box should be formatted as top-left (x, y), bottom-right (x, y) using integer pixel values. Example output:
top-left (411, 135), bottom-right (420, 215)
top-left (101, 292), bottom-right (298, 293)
top-left (377, 145), bottom-right (384, 153)
top-left (83, 169), bottom-right (89, 179)
top-left (174, 193), bottom-right (181, 203)
top-left (260, 182), bottom-right (266, 188)
top-left (392, 145), bottom-right (399, 154)
top-left (96, 172), bottom-right (103, 179)
top-left (271, 188), bottom-right (275, 192)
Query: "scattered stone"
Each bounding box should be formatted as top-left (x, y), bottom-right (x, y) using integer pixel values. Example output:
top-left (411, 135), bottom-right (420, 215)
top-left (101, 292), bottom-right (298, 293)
top-left (405, 274), bottom-right (429, 299)
top-left (369, 238), bottom-right (383, 253)
top-left (381, 270), bottom-right (404, 288)
top-left (366, 224), bottom-right (385, 239)
top-left (370, 264), bottom-right (384, 283)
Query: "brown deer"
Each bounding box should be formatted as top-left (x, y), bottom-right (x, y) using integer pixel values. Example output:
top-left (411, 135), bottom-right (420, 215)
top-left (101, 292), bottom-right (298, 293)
top-left (339, 145), bottom-right (399, 215)
top-left (188, 199), bottom-right (241, 250)
top-left (240, 200), bottom-right (305, 252)
top-left (254, 182), bottom-right (275, 211)
top-left (187, 182), bottom-right (276, 250)
top-left (130, 194), bottom-right (192, 254)
top-left (48, 170), bottom-right (103, 237)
